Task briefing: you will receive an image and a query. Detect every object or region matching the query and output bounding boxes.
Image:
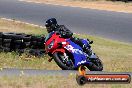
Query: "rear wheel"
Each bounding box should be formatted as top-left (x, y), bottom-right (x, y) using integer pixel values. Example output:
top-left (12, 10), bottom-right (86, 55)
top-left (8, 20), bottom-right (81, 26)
top-left (53, 52), bottom-right (75, 70)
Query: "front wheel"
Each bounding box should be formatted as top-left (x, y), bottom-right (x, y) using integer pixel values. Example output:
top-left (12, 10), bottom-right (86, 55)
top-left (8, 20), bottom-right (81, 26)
top-left (53, 52), bottom-right (75, 70)
top-left (76, 75), bottom-right (87, 85)
top-left (87, 57), bottom-right (103, 71)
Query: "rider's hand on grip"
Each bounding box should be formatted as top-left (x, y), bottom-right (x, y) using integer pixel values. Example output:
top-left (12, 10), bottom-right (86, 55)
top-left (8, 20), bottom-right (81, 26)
top-left (87, 38), bottom-right (93, 44)
top-left (89, 41), bottom-right (93, 44)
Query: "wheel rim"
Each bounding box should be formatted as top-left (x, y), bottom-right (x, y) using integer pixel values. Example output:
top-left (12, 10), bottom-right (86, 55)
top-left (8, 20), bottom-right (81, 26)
top-left (58, 53), bottom-right (74, 68)
top-left (91, 58), bottom-right (103, 68)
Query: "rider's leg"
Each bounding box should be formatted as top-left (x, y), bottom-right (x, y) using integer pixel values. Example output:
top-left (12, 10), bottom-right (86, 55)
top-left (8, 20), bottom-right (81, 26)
top-left (70, 37), bottom-right (82, 46)
top-left (70, 37), bottom-right (92, 55)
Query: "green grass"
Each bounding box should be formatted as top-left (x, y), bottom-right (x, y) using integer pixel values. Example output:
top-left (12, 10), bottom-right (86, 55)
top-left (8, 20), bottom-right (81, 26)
top-left (0, 18), bottom-right (132, 72)
top-left (0, 52), bottom-right (60, 70)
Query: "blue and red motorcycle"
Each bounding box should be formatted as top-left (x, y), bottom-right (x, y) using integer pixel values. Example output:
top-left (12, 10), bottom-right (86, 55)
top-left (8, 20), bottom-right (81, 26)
top-left (45, 32), bottom-right (103, 71)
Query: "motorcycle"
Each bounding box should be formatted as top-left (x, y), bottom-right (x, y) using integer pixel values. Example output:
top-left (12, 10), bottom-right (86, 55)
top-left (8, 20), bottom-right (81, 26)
top-left (45, 31), bottom-right (103, 71)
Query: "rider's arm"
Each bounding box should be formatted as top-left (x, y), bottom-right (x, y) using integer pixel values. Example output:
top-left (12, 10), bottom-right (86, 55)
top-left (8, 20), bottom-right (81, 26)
top-left (59, 25), bottom-right (73, 38)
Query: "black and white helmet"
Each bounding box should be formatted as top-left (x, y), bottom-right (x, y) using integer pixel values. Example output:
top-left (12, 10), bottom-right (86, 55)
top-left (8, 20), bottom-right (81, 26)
top-left (45, 18), bottom-right (58, 33)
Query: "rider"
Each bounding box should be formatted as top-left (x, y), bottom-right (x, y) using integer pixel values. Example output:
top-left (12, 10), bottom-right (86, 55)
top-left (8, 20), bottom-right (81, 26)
top-left (45, 18), bottom-right (91, 55)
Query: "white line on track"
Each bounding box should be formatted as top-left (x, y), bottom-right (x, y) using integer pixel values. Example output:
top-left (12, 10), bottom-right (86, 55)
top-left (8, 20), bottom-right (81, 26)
top-left (1, 17), bottom-right (81, 35)
top-left (1, 17), bottom-right (45, 29)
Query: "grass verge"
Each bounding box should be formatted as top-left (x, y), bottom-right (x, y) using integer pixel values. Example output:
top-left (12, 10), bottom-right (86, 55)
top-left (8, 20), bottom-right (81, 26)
top-left (0, 75), bottom-right (131, 88)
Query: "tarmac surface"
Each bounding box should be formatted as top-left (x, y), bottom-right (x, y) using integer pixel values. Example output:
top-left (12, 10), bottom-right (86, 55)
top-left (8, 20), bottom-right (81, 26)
top-left (0, 0), bottom-right (132, 43)
top-left (0, 68), bottom-right (131, 76)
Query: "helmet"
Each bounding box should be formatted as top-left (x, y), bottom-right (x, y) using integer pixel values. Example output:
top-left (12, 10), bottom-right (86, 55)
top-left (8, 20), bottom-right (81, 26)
top-left (45, 18), bottom-right (58, 33)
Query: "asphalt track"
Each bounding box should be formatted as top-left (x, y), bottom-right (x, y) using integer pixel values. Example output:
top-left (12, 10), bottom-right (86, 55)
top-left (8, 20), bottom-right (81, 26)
top-left (0, 0), bottom-right (132, 43)
top-left (0, 0), bottom-right (132, 76)
top-left (0, 68), bottom-right (132, 76)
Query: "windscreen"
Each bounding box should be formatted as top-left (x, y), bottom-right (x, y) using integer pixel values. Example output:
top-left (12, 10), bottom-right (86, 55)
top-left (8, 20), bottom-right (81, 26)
top-left (45, 32), bottom-right (55, 42)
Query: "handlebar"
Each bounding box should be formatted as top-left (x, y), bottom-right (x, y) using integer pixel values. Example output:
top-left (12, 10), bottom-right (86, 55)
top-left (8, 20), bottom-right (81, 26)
top-left (87, 38), bottom-right (93, 44)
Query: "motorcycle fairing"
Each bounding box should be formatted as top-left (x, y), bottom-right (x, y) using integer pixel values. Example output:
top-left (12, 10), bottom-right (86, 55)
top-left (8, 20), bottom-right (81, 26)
top-left (90, 53), bottom-right (98, 59)
top-left (64, 39), bottom-right (90, 67)
top-left (81, 39), bottom-right (89, 46)
top-left (81, 39), bottom-right (97, 59)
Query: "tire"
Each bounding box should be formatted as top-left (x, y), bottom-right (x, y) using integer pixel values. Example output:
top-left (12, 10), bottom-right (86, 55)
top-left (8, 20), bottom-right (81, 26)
top-left (2, 32), bottom-right (16, 39)
top-left (35, 37), bottom-right (44, 48)
top-left (87, 57), bottom-right (103, 71)
top-left (37, 37), bottom-right (42, 42)
top-left (14, 45), bottom-right (21, 49)
top-left (0, 38), bottom-right (2, 45)
top-left (23, 35), bottom-right (31, 42)
top-left (3, 32), bottom-right (25, 40)
top-left (31, 35), bottom-right (38, 41)
top-left (3, 39), bottom-right (12, 43)
top-left (37, 42), bottom-right (42, 45)
top-left (53, 52), bottom-right (75, 70)
top-left (76, 75), bottom-right (87, 85)
top-left (0, 46), bottom-right (3, 52)
top-left (14, 39), bottom-right (23, 44)
top-left (37, 42), bottom-right (42, 46)
top-left (0, 49), bottom-right (3, 52)
top-left (16, 33), bottom-right (25, 36)
top-left (30, 41), bottom-right (37, 46)
top-left (11, 39), bottom-right (23, 50)
top-left (13, 33), bottom-right (25, 40)
top-left (14, 34), bottom-right (24, 40)
top-left (3, 43), bottom-right (10, 48)
top-left (0, 38), bottom-right (2, 41)
top-left (37, 38), bottom-right (45, 48)
top-left (2, 38), bottom-right (12, 48)
top-left (0, 32), bottom-right (3, 38)
top-left (24, 42), bottom-right (30, 47)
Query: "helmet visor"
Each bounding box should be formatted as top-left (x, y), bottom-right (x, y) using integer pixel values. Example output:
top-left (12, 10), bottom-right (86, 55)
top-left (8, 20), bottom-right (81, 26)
top-left (45, 23), bottom-right (50, 27)
top-left (46, 26), bottom-right (52, 33)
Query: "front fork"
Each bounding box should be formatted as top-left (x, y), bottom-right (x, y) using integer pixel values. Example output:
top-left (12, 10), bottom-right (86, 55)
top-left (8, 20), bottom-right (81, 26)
top-left (48, 51), bottom-right (69, 62)
top-left (63, 53), bottom-right (68, 61)
top-left (63, 52), bottom-right (74, 66)
top-left (48, 49), bottom-right (66, 62)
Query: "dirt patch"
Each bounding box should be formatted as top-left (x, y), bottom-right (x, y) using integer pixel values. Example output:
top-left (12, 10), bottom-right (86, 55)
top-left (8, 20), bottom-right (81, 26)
top-left (26, 0), bottom-right (132, 13)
